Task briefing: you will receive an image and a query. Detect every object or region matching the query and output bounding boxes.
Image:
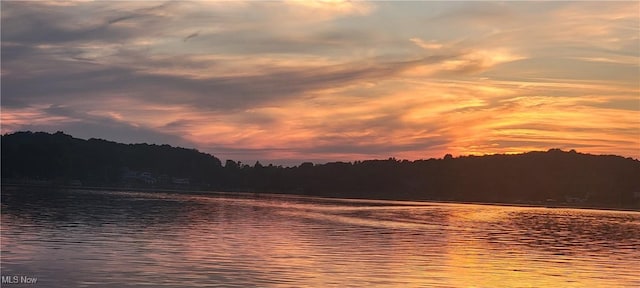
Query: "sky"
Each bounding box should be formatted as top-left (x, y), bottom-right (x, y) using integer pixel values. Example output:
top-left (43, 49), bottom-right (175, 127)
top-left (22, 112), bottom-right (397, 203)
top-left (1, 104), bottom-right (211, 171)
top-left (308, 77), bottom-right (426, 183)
top-left (2, 1), bottom-right (639, 165)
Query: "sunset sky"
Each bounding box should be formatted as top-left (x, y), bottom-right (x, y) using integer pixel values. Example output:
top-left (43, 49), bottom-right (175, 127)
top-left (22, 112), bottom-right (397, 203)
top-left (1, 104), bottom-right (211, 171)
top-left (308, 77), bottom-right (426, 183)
top-left (2, 1), bottom-right (639, 165)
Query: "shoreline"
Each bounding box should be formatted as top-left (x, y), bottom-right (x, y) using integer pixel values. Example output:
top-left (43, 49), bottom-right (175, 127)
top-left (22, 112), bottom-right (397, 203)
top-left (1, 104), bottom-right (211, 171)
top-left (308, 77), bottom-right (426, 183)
top-left (2, 182), bottom-right (638, 212)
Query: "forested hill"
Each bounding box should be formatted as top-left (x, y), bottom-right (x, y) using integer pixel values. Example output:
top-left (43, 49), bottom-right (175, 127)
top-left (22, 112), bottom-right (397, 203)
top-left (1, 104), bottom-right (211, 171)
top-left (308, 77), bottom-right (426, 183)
top-left (2, 131), bottom-right (639, 209)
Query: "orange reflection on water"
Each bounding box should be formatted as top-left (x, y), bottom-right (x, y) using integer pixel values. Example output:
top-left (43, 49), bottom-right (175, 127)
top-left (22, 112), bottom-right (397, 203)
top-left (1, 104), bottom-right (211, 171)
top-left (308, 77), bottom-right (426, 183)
top-left (2, 190), bottom-right (639, 287)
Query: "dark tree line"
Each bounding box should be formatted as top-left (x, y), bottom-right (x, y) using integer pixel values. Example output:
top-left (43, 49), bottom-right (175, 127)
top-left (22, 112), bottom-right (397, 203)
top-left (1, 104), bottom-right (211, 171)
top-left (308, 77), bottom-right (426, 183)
top-left (2, 131), bottom-right (639, 209)
top-left (1, 131), bottom-right (223, 186)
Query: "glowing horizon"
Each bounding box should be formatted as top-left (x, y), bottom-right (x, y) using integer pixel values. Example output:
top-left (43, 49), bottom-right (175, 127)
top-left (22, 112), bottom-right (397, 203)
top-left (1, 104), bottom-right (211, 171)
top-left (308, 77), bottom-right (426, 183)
top-left (2, 1), bottom-right (638, 165)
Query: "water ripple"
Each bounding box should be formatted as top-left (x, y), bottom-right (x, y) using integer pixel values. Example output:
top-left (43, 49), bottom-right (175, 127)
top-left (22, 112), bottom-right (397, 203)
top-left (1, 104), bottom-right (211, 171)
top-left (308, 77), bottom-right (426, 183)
top-left (2, 187), bottom-right (639, 287)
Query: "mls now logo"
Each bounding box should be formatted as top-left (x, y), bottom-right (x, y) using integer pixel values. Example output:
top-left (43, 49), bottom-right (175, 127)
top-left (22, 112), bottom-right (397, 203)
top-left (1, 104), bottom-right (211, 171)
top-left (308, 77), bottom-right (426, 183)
top-left (2, 275), bottom-right (38, 284)
top-left (1, 276), bottom-right (19, 284)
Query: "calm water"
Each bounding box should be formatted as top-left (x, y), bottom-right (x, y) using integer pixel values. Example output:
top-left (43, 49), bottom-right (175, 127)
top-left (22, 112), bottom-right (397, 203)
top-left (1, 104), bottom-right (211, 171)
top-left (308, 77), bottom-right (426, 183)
top-left (1, 187), bottom-right (639, 287)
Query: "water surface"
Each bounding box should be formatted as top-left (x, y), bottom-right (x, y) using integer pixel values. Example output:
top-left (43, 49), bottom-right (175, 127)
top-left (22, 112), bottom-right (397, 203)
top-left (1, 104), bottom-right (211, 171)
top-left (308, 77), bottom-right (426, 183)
top-left (2, 187), bottom-right (639, 287)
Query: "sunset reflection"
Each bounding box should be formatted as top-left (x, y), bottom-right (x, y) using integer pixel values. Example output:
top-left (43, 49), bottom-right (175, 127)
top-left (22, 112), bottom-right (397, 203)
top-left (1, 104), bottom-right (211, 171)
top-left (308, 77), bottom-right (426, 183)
top-left (5, 189), bottom-right (638, 287)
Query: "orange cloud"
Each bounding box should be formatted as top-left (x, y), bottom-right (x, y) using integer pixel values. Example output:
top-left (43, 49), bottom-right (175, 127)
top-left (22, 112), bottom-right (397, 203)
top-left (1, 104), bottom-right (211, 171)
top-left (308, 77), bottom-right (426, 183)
top-left (2, 1), bottom-right (638, 164)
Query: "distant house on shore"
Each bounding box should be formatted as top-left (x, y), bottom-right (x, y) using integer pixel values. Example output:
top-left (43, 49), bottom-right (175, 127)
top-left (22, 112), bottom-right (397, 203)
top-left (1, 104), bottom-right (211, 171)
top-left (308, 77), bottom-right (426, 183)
top-left (564, 195), bottom-right (586, 204)
top-left (121, 168), bottom-right (157, 185)
top-left (138, 172), bottom-right (157, 185)
top-left (120, 167), bottom-right (191, 187)
top-left (172, 177), bottom-right (190, 185)
top-left (122, 168), bottom-right (138, 182)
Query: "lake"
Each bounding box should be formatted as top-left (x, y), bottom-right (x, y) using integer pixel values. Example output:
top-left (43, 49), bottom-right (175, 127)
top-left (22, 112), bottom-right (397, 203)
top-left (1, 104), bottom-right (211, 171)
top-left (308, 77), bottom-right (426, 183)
top-left (1, 186), bottom-right (639, 287)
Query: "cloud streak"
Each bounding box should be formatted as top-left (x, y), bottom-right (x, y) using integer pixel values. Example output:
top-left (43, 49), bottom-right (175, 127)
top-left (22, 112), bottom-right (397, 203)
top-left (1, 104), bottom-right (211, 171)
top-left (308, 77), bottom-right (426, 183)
top-left (2, 1), bottom-right (638, 164)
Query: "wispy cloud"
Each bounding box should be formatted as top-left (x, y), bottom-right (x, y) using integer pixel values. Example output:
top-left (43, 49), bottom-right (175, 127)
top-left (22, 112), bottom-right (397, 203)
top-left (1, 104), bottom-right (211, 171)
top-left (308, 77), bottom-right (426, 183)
top-left (2, 1), bottom-right (638, 164)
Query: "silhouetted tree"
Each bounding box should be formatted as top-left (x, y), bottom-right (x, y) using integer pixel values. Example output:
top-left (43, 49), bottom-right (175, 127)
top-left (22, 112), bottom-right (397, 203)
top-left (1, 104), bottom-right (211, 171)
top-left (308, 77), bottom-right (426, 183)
top-left (2, 131), bottom-right (639, 209)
